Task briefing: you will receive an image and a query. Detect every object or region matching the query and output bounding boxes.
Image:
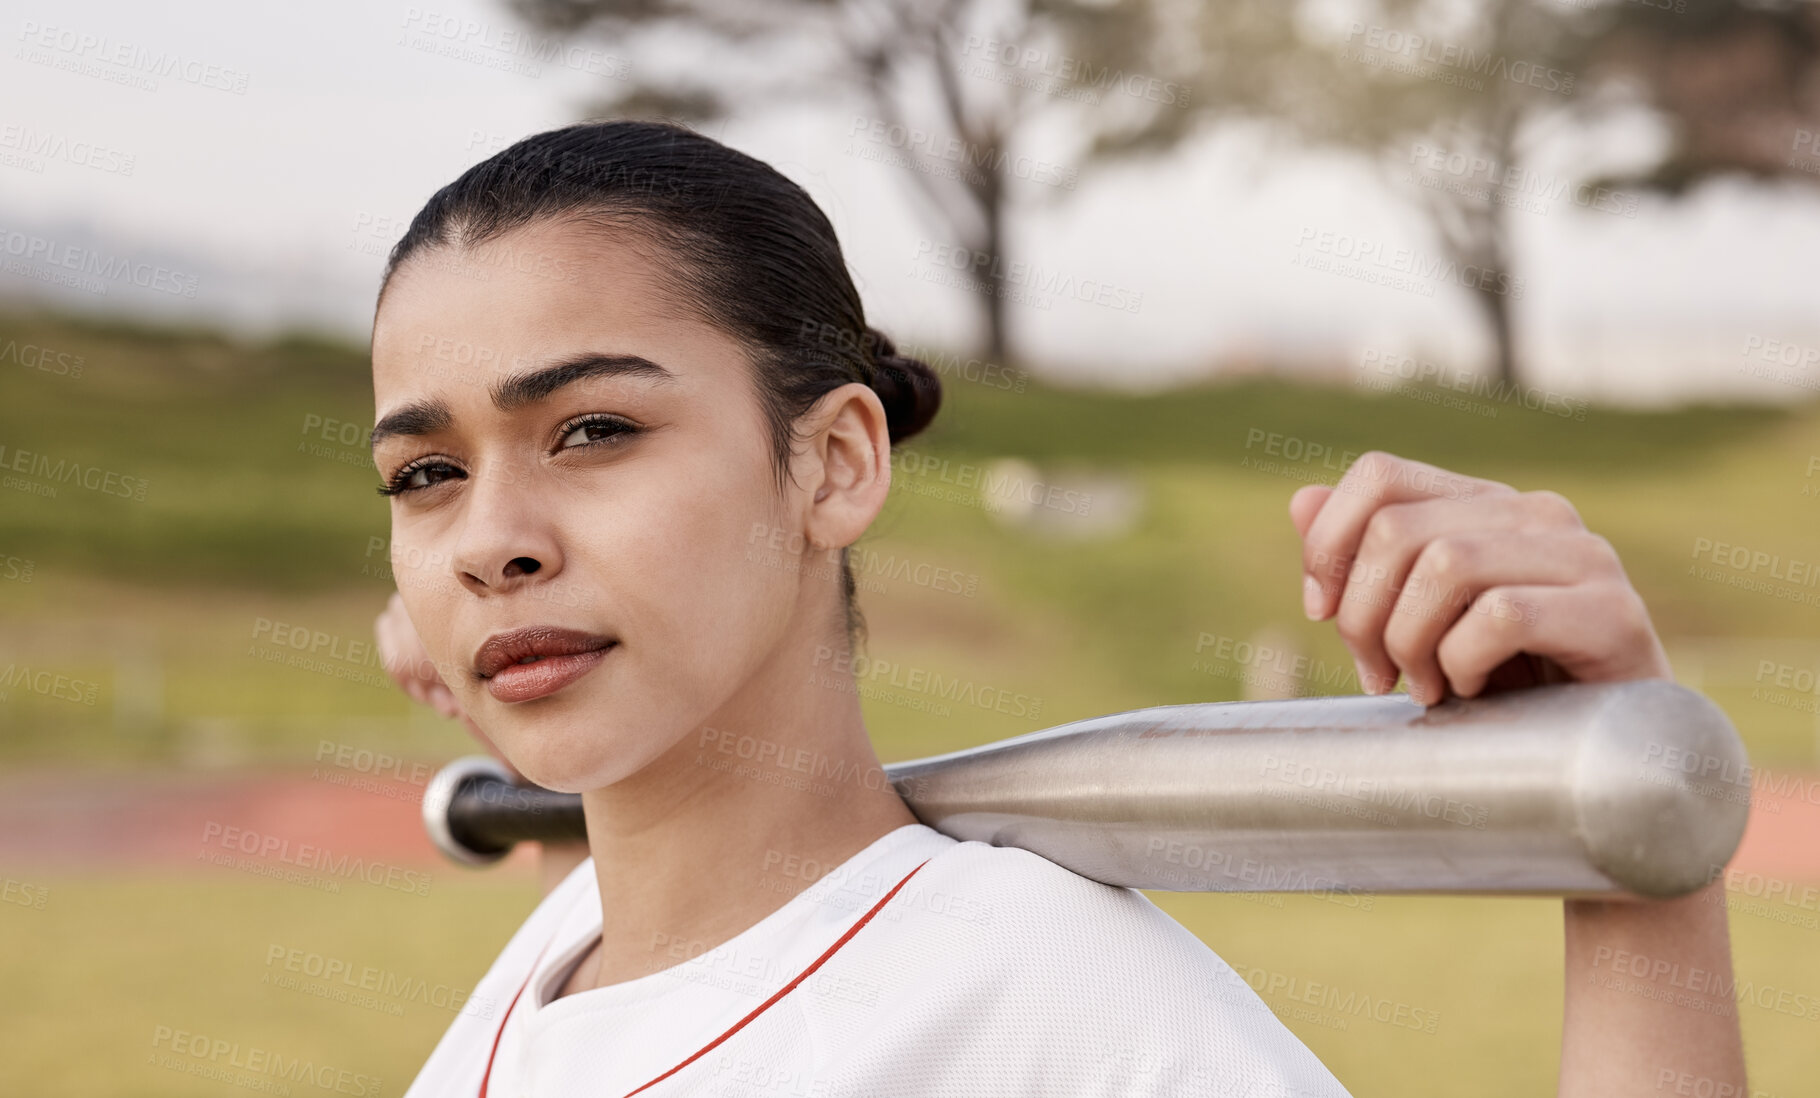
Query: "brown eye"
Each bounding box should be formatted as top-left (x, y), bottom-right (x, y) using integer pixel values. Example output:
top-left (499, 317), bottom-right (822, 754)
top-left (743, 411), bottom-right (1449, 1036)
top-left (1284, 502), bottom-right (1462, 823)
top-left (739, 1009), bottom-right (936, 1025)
top-left (557, 415), bottom-right (638, 450)
top-left (378, 460), bottom-right (465, 497)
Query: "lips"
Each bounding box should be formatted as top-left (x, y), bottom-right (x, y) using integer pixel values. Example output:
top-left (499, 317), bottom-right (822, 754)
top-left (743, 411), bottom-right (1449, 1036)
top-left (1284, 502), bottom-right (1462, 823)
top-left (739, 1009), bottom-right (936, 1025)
top-left (473, 626), bottom-right (616, 704)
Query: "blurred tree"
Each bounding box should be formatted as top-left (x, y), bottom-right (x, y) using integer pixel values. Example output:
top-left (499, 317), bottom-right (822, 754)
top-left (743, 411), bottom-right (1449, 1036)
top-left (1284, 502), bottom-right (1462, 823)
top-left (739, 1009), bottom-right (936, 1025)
top-left (505, 0), bottom-right (1203, 365)
top-left (501, 0), bottom-right (1802, 388)
top-left (1185, 0), bottom-right (1616, 389)
top-left (1201, 0), bottom-right (1820, 388)
top-left (1587, 0), bottom-right (1820, 190)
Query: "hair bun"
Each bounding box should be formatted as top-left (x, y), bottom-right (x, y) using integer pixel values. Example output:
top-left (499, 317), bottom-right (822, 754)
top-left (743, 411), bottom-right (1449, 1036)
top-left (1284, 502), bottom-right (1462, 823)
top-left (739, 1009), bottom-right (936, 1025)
top-left (863, 327), bottom-right (942, 444)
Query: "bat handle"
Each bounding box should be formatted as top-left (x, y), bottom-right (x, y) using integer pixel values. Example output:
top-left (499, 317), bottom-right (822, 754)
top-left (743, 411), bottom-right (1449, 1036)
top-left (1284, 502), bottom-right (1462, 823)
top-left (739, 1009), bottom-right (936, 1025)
top-left (421, 755), bottom-right (588, 865)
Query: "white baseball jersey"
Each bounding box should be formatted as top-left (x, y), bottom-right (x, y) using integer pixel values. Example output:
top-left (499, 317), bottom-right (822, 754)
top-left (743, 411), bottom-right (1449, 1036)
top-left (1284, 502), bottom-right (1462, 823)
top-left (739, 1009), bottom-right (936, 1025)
top-left (404, 823), bottom-right (1353, 1097)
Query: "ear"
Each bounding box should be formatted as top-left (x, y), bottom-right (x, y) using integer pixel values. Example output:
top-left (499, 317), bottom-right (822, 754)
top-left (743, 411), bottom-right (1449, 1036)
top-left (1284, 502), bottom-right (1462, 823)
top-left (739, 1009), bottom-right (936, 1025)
top-left (796, 381), bottom-right (892, 553)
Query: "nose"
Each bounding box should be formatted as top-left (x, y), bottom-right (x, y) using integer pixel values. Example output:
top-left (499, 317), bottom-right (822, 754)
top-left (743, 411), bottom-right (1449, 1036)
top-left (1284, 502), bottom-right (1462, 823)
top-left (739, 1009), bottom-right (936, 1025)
top-left (449, 461), bottom-right (562, 596)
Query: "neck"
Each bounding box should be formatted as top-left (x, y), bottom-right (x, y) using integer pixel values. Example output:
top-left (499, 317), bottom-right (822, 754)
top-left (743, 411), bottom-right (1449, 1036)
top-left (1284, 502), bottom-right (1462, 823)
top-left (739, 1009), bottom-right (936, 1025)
top-left (571, 627), bottom-right (918, 991)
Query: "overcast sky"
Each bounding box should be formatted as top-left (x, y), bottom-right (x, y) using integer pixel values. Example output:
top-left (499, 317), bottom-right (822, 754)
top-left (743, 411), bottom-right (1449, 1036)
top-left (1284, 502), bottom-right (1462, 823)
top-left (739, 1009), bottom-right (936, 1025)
top-left (5, 0), bottom-right (1819, 404)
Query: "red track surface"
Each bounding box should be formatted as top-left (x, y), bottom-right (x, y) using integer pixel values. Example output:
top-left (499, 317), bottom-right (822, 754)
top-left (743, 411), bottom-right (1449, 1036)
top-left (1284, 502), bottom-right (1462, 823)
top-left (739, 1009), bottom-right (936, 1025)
top-left (3, 767), bottom-right (1816, 881)
top-left (1, 769), bottom-right (510, 870)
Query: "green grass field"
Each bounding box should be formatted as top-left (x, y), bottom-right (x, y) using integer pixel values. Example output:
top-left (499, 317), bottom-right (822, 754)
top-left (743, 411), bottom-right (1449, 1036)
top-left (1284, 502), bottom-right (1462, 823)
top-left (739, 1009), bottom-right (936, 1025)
top-left (3, 875), bottom-right (1816, 1097)
top-left (3, 310), bottom-right (1818, 1094)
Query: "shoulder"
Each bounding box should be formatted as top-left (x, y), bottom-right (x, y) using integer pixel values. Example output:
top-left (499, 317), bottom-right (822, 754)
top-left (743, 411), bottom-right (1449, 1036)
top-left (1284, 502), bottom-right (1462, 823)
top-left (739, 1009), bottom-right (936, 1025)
top-left (894, 839), bottom-right (1249, 1003)
top-left (808, 839), bottom-right (1351, 1096)
top-left (903, 838), bottom-right (1201, 953)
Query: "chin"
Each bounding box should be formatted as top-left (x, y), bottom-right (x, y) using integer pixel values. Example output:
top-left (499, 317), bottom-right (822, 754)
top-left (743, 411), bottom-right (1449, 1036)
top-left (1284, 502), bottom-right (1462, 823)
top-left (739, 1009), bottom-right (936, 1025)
top-left (493, 710), bottom-right (655, 794)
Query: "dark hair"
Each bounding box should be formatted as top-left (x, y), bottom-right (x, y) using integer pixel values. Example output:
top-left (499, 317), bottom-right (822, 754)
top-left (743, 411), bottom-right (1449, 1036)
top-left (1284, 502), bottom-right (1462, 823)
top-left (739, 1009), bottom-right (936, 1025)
top-left (378, 119), bottom-right (941, 645)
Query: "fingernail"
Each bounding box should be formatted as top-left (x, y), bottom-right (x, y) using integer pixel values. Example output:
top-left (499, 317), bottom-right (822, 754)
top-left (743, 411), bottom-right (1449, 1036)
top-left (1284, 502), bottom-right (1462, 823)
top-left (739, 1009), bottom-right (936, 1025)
top-left (1355, 660), bottom-right (1375, 693)
top-left (1303, 574), bottom-right (1324, 620)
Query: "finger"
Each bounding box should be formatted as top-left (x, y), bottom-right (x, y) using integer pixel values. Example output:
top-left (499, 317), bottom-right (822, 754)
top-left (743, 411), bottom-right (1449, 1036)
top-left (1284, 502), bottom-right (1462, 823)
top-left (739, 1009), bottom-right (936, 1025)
top-left (1434, 582), bottom-right (1658, 699)
top-left (375, 606), bottom-right (414, 683)
top-left (389, 610), bottom-right (442, 686)
top-left (1331, 498), bottom-right (1518, 694)
top-left (376, 594), bottom-right (455, 710)
top-left (1339, 498), bottom-right (1565, 695)
top-left (377, 592), bottom-right (411, 668)
top-left (425, 682), bottom-right (462, 719)
top-left (1300, 452), bottom-right (1504, 621)
top-left (1289, 484), bottom-right (1332, 540)
top-left (377, 597), bottom-right (420, 671)
top-left (1383, 532), bottom-right (1618, 705)
top-left (1290, 485), bottom-right (1335, 616)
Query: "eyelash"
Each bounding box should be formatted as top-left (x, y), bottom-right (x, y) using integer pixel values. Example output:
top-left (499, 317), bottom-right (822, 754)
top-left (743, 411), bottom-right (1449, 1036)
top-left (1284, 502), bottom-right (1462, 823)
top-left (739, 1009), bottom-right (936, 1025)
top-left (375, 414), bottom-right (642, 498)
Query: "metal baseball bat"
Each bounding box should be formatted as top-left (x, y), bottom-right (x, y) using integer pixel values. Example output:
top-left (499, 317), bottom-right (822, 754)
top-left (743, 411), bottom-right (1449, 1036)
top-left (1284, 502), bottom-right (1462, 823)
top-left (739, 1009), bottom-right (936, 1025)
top-left (420, 680), bottom-right (1750, 898)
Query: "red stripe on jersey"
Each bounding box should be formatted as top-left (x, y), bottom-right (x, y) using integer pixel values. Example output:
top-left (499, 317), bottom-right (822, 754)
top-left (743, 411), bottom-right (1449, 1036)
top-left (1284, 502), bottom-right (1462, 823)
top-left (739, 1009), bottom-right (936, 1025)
top-left (477, 933), bottom-right (558, 1098)
top-left (477, 856), bottom-right (932, 1098)
top-left (623, 857), bottom-right (931, 1096)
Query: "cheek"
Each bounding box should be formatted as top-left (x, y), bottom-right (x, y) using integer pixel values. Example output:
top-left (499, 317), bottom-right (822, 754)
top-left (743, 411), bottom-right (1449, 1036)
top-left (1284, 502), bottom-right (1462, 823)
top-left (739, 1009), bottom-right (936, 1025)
top-left (614, 459), bottom-right (798, 684)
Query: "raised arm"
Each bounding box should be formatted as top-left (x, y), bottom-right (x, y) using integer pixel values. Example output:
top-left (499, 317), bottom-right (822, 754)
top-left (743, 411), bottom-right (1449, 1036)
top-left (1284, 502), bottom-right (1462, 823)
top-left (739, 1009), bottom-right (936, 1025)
top-left (1290, 451), bottom-right (1747, 1097)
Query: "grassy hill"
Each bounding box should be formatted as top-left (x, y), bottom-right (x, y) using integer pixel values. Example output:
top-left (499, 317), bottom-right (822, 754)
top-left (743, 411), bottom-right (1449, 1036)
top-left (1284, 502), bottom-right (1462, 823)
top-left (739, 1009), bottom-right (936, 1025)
top-left (2, 309), bottom-right (1815, 769)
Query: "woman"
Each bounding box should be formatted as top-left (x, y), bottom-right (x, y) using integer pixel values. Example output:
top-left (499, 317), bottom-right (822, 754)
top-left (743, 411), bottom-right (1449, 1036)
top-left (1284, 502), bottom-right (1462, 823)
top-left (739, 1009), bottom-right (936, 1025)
top-left (369, 120), bottom-right (1745, 1096)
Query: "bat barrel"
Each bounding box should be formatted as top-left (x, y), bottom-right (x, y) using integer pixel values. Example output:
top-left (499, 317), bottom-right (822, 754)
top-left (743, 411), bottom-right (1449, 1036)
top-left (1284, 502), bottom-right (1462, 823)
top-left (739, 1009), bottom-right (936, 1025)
top-left (422, 680), bottom-right (1750, 898)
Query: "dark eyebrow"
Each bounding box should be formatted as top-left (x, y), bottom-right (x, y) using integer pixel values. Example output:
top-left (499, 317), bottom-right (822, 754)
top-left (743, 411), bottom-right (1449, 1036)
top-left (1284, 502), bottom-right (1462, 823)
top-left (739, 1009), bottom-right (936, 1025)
top-left (491, 352), bottom-right (676, 412)
top-left (370, 352), bottom-right (677, 450)
top-left (370, 399), bottom-right (453, 450)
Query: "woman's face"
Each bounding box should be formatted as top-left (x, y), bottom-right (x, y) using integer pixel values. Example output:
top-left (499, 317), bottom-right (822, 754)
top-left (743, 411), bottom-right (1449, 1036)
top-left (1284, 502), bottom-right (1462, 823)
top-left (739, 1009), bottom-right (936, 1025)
top-left (370, 221), bottom-right (832, 793)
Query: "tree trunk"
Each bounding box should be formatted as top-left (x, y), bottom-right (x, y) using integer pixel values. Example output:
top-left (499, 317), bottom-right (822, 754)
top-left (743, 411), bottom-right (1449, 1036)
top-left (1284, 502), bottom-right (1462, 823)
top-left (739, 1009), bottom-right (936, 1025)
top-left (1473, 271), bottom-right (1518, 389)
top-left (1462, 195), bottom-right (1519, 389)
top-left (1476, 96), bottom-right (1521, 389)
top-left (976, 153), bottom-right (1009, 366)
